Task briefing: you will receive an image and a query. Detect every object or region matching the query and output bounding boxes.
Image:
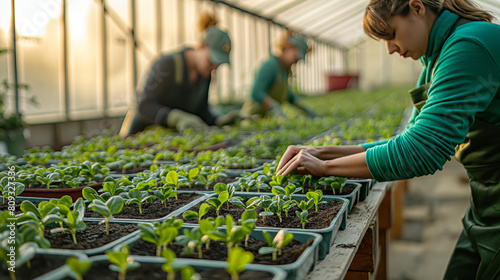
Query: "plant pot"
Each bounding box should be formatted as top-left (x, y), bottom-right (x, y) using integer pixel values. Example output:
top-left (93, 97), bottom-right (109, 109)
top-left (83, 191), bottom-right (209, 223)
top-left (346, 178), bottom-right (374, 201)
top-left (0, 127), bottom-right (26, 157)
top-left (18, 183), bottom-right (103, 201)
top-left (42, 255), bottom-right (287, 280)
top-left (126, 226), bottom-right (322, 280)
top-left (321, 183), bottom-right (361, 214)
top-left (0, 246), bottom-right (87, 280)
top-left (176, 192), bottom-right (349, 259)
top-left (31, 219), bottom-right (142, 256)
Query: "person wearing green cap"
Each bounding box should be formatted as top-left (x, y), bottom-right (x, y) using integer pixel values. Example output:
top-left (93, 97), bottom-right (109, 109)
top-left (119, 12), bottom-right (239, 136)
top-left (240, 31), bottom-right (317, 120)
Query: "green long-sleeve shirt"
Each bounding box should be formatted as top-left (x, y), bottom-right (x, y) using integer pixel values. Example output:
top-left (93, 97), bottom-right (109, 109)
top-left (250, 55), bottom-right (297, 104)
top-left (361, 10), bottom-right (500, 182)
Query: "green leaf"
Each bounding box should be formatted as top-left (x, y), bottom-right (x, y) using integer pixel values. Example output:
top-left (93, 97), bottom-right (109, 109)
top-left (89, 200), bottom-right (111, 217)
top-left (182, 211), bottom-right (199, 220)
top-left (262, 230), bottom-right (273, 246)
top-left (20, 201), bottom-right (40, 217)
top-left (207, 231), bottom-right (227, 241)
top-left (226, 247), bottom-right (254, 276)
top-left (67, 211), bottom-right (77, 225)
top-left (213, 182), bottom-right (227, 194)
top-left (271, 186), bottom-right (286, 196)
top-left (228, 197), bottom-right (245, 208)
top-left (207, 198), bottom-right (221, 208)
top-left (218, 191), bottom-right (229, 205)
top-left (66, 256), bottom-right (92, 276)
top-left (82, 187), bottom-right (100, 202)
top-left (180, 266), bottom-right (197, 280)
top-left (199, 203), bottom-right (210, 219)
top-left (166, 171), bottom-right (178, 186)
top-left (258, 247), bottom-right (276, 255)
top-left (189, 168), bottom-right (199, 180)
top-left (107, 196), bottom-right (124, 215)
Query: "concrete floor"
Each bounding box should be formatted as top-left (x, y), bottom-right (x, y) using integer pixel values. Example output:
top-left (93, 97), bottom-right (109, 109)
top-left (388, 157), bottom-right (471, 280)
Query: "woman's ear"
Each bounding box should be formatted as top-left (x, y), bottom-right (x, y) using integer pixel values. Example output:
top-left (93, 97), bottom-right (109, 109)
top-left (409, 0), bottom-right (426, 17)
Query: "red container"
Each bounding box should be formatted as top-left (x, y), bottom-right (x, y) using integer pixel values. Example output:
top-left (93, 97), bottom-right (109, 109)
top-left (327, 74), bottom-right (359, 91)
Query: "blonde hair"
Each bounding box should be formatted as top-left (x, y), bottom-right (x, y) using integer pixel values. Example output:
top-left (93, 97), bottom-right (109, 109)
top-left (363, 0), bottom-right (494, 40)
top-left (274, 30), bottom-right (312, 55)
top-left (198, 11), bottom-right (218, 32)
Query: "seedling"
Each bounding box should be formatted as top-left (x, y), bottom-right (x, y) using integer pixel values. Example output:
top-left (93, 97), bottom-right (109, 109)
top-left (207, 214), bottom-right (251, 255)
top-left (319, 176), bottom-right (347, 194)
top-left (225, 246), bottom-right (254, 280)
top-left (258, 229), bottom-right (294, 261)
top-left (183, 203), bottom-right (210, 223)
top-left (36, 172), bottom-right (60, 188)
top-left (50, 198), bottom-right (86, 244)
top-left (0, 178), bottom-right (24, 204)
top-left (258, 195), bottom-right (274, 224)
top-left (269, 175), bottom-right (287, 187)
top-left (66, 256), bottom-right (92, 280)
top-left (17, 200), bottom-right (62, 238)
top-left (82, 187), bottom-right (106, 203)
top-left (163, 170), bottom-right (187, 199)
top-left (271, 183), bottom-right (301, 200)
top-left (161, 248), bottom-right (199, 280)
top-left (0, 230), bottom-right (37, 280)
top-left (295, 210), bottom-right (309, 229)
top-left (88, 196), bottom-right (124, 235)
top-left (175, 227), bottom-right (206, 258)
top-left (139, 222), bottom-right (179, 256)
top-left (98, 181), bottom-right (129, 200)
top-left (122, 189), bottom-right (154, 214)
top-left (240, 209), bottom-right (257, 247)
top-left (198, 216), bottom-right (225, 250)
top-left (106, 244), bottom-right (140, 280)
top-left (154, 186), bottom-right (177, 207)
top-left (229, 196), bottom-right (260, 211)
top-left (306, 190), bottom-right (327, 212)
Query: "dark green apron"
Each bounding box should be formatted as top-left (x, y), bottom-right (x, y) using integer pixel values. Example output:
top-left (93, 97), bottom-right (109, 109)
top-left (240, 64), bottom-right (289, 117)
top-left (408, 19), bottom-right (500, 279)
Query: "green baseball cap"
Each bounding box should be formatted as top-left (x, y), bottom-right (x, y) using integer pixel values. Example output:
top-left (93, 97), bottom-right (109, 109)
top-left (204, 26), bottom-right (232, 65)
top-left (287, 35), bottom-right (309, 60)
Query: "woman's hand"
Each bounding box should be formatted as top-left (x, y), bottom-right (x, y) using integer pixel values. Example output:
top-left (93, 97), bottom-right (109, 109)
top-left (277, 149), bottom-right (326, 177)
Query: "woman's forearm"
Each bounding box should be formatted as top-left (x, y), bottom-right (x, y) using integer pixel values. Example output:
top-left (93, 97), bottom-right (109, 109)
top-left (321, 152), bottom-right (373, 179)
top-left (312, 145), bottom-right (366, 160)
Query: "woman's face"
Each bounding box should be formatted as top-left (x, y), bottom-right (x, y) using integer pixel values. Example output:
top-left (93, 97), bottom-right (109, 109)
top-left (196, 47), bottom-right (219, 77)
top-left (385, 2), bottom-right (431, 60)
top-left (281, 44), bottom-right (300, 67)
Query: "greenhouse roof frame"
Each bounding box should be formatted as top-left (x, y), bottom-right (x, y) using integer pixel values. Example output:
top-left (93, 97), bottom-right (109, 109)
top-left (211, 0), bottom-right (500, 49)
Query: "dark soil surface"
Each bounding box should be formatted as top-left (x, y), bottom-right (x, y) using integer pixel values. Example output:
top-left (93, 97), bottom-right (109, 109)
top-left (44, 223), bottom-right (138, 250)
top-left (69, 263), bottom-right (275, 280)
top-left (301, 183), bottom-right (357, 196)
top-left (130, 236), bottom-right (313, 265)
top-left (0, 254), bottom-right (66, 280)
top-left (84, 193), bottom-right (202, 220)
top-left (182, 198), bottom-right (344, 229)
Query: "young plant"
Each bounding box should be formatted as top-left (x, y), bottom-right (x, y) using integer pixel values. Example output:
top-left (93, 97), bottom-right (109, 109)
top-left (161, 248), bottom-right (199, 280)
top-left (258, 229), bottom-right (294, 261)
top-left (36, 172), bottom-right (60, 188)
top-left (163, 170), bottom-right (187, 199)
top-left (269, 175), bottom-right (287, 187)
top-left (139, 222), bottom-right (179, 256)
top-left (306, 189), bottom-right (327, 212)
top-left (154, 186), bottom-right (177, 207)
top-left (17, 201), bottom-right (62, 238)
top-left (240, 209), bottom-right (257, 247)
top-left (257, 195), bottom-right (274, 224)
top-left (183, 203), bottom-right (210, 223)
top-left (0, 230), bottom-right (37, 280)
top-left (271, 183), bottom-right (301, 200)
top-left (82, 187), bottom-right (106, 203)
top-left (198, 216), bottom-right (225, 250)
top-left (225, 246), bottom-right (254, 280)
top-left (228, 196), bottom-right (260, 211)
top-left (66, 256), bottom-right (92, 280)
top-left (295, 210), bottom-right (309, 229)
top-left (319, 176), bottom-right (347, 194)
top-left (88, 196), bottom-right (124, 235)
top-left (175, 227), bottom-right (207, 258)
top-left (98, 181), bottom-right (129, 200)
top-left (106, 244), bottom-right (140, 280)
top-left (50, 198), bottom-right (86, 244)
top-left (0, 178), bottom-right (24, 204)
top-left (122, 189), bottom-right (154, 214)
top-left (207, 214), bottom-right (251, 255)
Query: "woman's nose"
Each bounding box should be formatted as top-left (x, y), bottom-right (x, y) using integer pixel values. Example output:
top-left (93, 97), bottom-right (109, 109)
top-left (386, 40), bottom-right (398, 55)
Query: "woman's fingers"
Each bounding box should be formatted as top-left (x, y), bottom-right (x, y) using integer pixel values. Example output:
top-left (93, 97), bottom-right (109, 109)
top-left (277, 146), bottom-right (300, 170)
top-left (277, 149), bottom-right (325, 177)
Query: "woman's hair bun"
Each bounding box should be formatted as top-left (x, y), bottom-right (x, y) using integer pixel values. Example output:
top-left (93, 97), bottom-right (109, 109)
top-left (199, 11), bottom-right (218, 32)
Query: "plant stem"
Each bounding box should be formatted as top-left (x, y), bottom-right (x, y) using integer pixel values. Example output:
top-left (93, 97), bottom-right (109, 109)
top-left (272, 251), bottom-right (277, 261)
top-left (245, 234), bottom-right (249, 247)
top-left (72, 232), bottom-right (78, 244)
top-left (119, 272), bottom-right (125, 280)
top-left (138, 205), bottom-right (142, 214)
top-left (10, 270), bottom-right (16, 280)
top-left (198, 245), bottom-right (202, 258)
top-left (168, 272), bottom-right (175, 280)
top-left (105, 219), bottom-right (109, 235)
top-left (231, 273), bottom-right (239, 280)
top-left (156, 245), bottom-right (161, 257)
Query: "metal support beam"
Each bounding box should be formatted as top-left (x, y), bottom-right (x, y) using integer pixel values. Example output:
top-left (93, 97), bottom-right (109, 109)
top-left (267, 0), bottom-right (308, 18)
top-left (10, 0), bottom-right (19, 114)
top-left (130, 0), bottom-right (138, 95)
top-left (156, 0), bottom-right (162, 53)
top-left (61, 0), bottom-right (70, 120)
top-left (177, 0), bottom-right (185, 45)
top-left (101, 0), bottom-right (108, 117)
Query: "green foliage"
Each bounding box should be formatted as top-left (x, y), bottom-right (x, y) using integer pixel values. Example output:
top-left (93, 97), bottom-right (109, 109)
top-left (50, 198), bottom-right (86, 244)
top-left (258, 229), bottom-right (294, 261)
top-left (306, 189), bottom-right (327, 212)
top-left (106, 244), bottom-right (140, 280)
top-left (88, 196), bottom-right (124, 235)
top-left (66, 256), bottom-right (92, 280)
top-left (122, 189), bottom-right (154, 214)
top-left (161, 248), bottom-right (200, 280)
top-left (182, 203), bottom-right (210, 223)
top-left (206, 214), bottom-right (251, 255)
top-left (225, 246), bottom-right (254, 280)
top-left (17, 200), bottom-right (62, 239)
top-left (295, 210), bottom-right (309, 229)
top-left (139, 220), bottom-right (180, 256)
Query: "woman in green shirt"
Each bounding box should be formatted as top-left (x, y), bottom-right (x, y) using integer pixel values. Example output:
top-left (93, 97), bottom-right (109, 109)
top-left (277, 0), bottom-right (500, 278)
top-left (241, 31), bottom-right (317, 119)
